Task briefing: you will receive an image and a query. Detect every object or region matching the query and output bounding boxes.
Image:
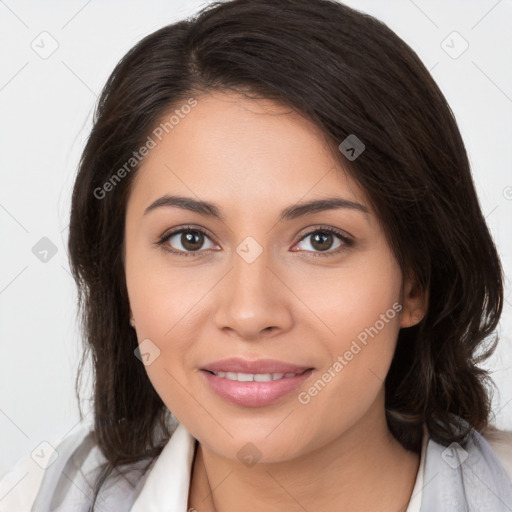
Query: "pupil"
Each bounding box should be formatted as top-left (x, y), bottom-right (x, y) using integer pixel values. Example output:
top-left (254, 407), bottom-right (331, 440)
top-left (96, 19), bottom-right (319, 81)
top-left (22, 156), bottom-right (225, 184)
top-left (182, 230), bottom-right (203, 251)
top-left (311, 232), bottom-right (332, 251)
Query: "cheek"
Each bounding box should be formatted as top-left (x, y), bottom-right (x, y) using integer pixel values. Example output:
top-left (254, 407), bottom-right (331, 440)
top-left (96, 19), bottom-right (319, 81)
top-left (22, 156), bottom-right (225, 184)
top-left (125, 251), bottom-right (214, 418)
top-left (126, 266), bottom-right (202, 367)
top-left (293, 253), bottom-right (403, 416)
top-left (292, 302), bottom-right (402, 451)
top-left (290, 249), bottom-right (403, 353)
top-left (125, 242), bottom-right (212, 337)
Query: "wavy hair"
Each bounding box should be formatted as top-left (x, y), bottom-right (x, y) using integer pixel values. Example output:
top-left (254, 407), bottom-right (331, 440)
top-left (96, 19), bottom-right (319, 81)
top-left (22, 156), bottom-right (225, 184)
top-left (67, 0), bottom-right (503, 508)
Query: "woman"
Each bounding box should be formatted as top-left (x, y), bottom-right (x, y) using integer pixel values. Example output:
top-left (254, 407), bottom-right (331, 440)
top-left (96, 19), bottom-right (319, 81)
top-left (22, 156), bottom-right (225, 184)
top-left (1, 0), bottom-right (511, 510)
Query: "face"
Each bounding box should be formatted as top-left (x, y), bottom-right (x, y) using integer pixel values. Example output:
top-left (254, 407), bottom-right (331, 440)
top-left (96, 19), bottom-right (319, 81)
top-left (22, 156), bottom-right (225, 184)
top-left (124, 90), bottom-right (423, 463)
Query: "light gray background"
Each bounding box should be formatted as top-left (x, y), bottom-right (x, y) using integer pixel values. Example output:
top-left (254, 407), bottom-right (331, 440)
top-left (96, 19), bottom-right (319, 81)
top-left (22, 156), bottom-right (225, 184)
top-left (1, 0), bottom-right (511, 478)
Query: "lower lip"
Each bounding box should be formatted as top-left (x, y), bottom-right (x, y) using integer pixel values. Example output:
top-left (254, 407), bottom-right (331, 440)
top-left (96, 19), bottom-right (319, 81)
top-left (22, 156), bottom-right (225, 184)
top-left (200, 369), bottom-right (315, 407)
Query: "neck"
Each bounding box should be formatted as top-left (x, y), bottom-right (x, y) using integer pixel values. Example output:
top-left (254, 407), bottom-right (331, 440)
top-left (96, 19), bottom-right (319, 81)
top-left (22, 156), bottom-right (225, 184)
top-left (188, 402), bottom-right (420, 512)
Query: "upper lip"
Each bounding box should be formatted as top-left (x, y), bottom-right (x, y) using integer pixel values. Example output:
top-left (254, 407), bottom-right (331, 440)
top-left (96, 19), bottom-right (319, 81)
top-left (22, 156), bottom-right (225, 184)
top-left (201, 358), bottom-right (313, 374)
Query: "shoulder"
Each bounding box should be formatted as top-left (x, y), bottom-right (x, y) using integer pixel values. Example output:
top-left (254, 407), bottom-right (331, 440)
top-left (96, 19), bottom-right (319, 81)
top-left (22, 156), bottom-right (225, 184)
top-left (0, 423), bottom-right (99, 512)
top-left (481, 424), bottom-right (512, 482)
top-left (0, 422), bottom-right (164, 512)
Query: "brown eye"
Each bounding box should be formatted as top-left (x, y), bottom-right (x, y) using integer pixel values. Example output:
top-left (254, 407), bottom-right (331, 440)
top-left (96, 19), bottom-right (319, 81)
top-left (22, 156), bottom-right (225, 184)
top-left (310, 231), bottom-right (335, 251)
top-left (294, 227), bottom-right (353, 256)
top-left (178, 230), bottom-right (205, 251)
top-left (158, 227), bottom-right (217, 256)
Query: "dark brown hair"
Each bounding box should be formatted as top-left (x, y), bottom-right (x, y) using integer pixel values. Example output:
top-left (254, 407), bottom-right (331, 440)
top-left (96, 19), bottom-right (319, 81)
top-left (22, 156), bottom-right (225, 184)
top-left (68, 0), bottom-right (503, 508)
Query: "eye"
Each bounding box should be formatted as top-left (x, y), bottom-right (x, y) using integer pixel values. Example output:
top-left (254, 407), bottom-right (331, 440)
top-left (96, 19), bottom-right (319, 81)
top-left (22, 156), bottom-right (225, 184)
top-left (156, 226), bottom-right (218, 257)
top-left (156, 225), bottom-right (354, 258)
top-left (292, 226), bottom-right (353, 257)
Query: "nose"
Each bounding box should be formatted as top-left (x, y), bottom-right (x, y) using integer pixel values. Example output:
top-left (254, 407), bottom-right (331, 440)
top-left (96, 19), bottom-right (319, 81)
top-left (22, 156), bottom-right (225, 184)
top-left (213, 245), bottom-right (294, 341)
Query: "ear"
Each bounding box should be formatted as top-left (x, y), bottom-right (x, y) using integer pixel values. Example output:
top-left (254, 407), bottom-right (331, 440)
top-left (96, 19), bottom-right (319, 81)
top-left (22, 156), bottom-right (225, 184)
top-left (400, 275), bottom-right (428, 328)
top-left (128, 306), bottom-right (136, 328)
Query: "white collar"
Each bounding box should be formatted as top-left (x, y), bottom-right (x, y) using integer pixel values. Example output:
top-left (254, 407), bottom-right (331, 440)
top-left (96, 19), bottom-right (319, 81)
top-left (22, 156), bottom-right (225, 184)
top-left (130, 422), bottom-right (197, 511)
top-left (130, 422), bottom-right (428, 511)
top-left (405, 423), bottom-right (429, 512)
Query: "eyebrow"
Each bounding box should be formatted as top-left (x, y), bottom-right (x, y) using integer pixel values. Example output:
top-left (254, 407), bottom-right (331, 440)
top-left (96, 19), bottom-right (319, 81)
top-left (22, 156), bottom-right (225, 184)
top-left (143, 194), bottom-right (369, 222)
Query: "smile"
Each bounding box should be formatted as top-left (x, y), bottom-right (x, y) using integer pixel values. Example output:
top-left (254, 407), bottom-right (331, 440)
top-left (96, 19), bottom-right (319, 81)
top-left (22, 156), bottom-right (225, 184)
top-left (200, 368), bottom-right (315, 407)
top-left (206, 371), bottom-right (303, 381)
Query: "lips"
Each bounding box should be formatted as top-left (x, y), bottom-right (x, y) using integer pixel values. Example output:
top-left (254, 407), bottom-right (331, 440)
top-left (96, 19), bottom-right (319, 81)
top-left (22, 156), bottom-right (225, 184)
top-left (201, 357), bottom-right (312, 375)
top-left (199, 357), bottom-right (315, 407)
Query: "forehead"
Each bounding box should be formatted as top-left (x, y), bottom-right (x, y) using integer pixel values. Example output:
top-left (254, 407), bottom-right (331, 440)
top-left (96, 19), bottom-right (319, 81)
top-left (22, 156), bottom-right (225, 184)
top-left (128, 90), bottom-right (368, 215)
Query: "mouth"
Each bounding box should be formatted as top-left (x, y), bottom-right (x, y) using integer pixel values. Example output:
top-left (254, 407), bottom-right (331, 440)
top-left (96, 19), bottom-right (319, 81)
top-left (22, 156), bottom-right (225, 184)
top-left (202, 368), bottom-right (311, 382)
top-left (200, 357), bottom-right (313, 375)
top-left (199, 359), bottom-right (315, 407)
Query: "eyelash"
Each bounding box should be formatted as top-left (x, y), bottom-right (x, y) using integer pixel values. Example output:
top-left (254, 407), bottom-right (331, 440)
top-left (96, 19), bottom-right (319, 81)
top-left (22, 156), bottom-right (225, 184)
top-left (155, 225), bottom-right (354, 258)
top-left (156, 226), bottom-right (354, 258)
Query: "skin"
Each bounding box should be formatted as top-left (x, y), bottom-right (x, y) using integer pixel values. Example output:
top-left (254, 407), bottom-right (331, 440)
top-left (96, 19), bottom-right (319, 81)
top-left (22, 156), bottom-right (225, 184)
top-left (124, 90), bottom-right (427, 512)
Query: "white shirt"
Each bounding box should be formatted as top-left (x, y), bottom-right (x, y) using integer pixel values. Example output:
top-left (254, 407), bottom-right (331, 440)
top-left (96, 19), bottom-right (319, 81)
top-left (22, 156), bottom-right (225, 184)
top-left (1, 421), bottom-right (512, 511)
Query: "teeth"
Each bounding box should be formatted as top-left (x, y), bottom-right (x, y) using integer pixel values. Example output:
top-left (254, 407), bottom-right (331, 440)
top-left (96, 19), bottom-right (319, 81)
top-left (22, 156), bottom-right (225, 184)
top-left (212, 371), bottom-right (300, 382)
